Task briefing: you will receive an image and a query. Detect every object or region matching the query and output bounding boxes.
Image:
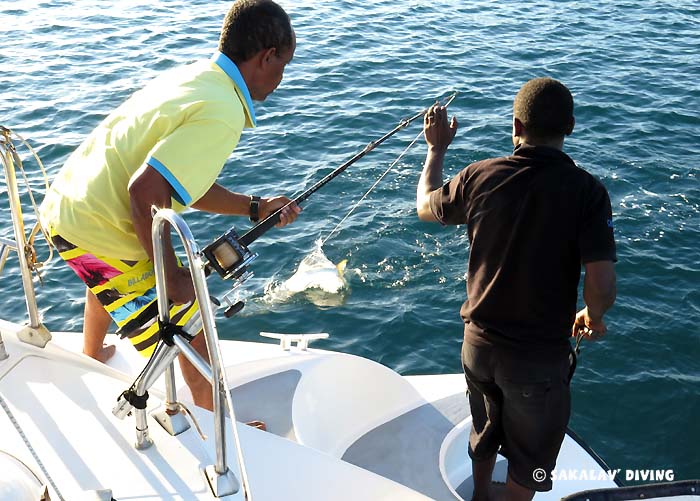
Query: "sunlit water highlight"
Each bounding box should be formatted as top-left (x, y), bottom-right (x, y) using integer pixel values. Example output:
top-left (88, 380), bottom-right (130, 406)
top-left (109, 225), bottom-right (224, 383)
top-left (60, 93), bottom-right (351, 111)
top-left (1, 0), bottom-right (698, 482)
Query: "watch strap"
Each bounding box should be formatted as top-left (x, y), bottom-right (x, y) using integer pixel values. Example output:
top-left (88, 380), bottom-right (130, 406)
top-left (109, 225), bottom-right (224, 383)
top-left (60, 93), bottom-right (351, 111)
top-left (249, 195), bottom-right (261, 223)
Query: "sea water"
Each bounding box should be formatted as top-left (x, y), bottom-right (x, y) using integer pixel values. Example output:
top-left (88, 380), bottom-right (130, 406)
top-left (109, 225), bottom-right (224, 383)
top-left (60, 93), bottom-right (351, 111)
top-left (1, 0), bottom-right (698, 482)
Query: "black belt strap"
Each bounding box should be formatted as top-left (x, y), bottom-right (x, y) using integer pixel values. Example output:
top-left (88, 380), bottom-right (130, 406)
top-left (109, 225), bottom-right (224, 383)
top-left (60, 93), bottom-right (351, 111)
top-left (158, 320), bottom-right (195, 346)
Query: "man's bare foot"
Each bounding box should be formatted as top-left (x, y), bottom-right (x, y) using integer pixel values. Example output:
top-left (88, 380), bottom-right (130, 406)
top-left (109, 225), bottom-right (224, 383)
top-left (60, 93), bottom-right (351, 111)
top-left (246, 420), bottom-right (267, 431)
top-left (84, 344), bottom-right (116, 363)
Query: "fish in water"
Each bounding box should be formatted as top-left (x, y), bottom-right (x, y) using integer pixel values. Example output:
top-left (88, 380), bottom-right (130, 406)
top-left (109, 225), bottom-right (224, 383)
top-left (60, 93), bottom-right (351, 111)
top-left (258, 241), bottom-right (350, 308)
top-left (282, 246), bottom-right (348, 294)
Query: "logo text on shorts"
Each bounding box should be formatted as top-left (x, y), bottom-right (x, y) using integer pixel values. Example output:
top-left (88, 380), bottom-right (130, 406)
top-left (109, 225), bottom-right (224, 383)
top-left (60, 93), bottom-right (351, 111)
top-left (128, 270), bottom-right (154, 287)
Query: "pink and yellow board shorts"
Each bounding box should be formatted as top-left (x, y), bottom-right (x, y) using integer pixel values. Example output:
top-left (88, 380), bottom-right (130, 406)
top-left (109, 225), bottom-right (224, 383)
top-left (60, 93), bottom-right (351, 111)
top-left (51, 232), bottom-right (200, 358)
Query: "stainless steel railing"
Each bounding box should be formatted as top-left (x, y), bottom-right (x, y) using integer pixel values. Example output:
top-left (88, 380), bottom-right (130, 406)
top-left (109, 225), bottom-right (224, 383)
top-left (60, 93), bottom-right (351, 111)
top-left (0, 126), bottom-right (52, 356)
top-left (1, 127), bottom-right (249, 497)
top-left (112, 208), bottom-right (251, 499)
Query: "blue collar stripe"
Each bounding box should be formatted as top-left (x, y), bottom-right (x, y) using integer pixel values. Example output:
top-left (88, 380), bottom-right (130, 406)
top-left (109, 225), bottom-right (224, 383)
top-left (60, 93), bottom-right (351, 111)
top-left (147, 156), bottom-right (191, 206)
top-left (211, 52), bottom-right (257, 127)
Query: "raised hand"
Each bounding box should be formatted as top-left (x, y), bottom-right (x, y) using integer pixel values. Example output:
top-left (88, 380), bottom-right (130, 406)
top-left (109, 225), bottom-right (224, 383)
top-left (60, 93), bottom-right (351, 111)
top-left (424, 104), bottom-right (458, 152)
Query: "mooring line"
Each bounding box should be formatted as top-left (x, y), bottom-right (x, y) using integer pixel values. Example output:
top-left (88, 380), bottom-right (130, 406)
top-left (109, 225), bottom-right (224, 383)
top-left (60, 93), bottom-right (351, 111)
top-left (0, 393), bottom-right (66, 500)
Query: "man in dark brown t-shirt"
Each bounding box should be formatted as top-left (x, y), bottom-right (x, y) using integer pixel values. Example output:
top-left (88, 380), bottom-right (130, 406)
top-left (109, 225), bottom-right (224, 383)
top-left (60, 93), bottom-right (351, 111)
top-left (416, 78), bottom-right (616, 501)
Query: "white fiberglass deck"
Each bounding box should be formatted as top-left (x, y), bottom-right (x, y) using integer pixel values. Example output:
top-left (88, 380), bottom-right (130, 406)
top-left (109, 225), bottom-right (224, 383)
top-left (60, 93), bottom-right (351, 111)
top-left (0, 319), bottom-right (619, 500)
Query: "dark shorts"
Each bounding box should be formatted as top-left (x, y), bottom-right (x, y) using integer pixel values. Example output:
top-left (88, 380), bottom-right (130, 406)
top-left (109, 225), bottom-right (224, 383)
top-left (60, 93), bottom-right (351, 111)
top-left (462, 338), bottom-right (572, 491)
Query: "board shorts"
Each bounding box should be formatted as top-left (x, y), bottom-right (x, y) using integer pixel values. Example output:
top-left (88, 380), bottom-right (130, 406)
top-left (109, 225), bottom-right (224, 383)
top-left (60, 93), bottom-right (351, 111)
top-left (462, 335), bottom-right (572, 492)
top-left (51, 232), bottom-right (201, 358)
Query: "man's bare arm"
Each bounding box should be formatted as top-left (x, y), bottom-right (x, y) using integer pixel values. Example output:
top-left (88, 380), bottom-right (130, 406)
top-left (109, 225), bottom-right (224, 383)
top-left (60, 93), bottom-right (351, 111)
top-left (192, 182), bottom-right (301, 226)
top-left (417, 147), bottom-right (447, 222)
top-left (573, 260), bottom-right (616, 339)
top-left (128, 164), bottom-right (194, 304)
top-left (416, 105), bottom-right (457, 222)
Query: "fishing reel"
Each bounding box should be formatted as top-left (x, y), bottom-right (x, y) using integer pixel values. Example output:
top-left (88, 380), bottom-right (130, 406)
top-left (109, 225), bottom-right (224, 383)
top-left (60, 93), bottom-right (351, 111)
top-left (203, 227), bottom-right (257, 281)
top-left (202, 227), bottom-right (258, 317)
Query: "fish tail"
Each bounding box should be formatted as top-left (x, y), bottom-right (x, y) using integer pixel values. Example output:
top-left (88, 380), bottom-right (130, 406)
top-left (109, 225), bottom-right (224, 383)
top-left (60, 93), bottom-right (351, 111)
top-left (336, 259), bottom-right (348, 275)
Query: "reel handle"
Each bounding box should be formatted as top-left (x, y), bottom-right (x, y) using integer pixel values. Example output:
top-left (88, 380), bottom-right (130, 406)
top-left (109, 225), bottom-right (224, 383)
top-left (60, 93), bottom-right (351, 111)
top-left (224, 300), bottom-right (245, 318)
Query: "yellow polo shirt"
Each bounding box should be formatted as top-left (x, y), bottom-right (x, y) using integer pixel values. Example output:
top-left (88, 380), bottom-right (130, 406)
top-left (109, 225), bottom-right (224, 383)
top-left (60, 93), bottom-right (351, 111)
top-left (40, 52), bottom-right (256, 260)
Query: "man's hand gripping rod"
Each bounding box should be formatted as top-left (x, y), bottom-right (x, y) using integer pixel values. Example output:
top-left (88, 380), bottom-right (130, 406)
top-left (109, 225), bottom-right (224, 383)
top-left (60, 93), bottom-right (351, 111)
top-left (202, 92), bottom-right (458, 313)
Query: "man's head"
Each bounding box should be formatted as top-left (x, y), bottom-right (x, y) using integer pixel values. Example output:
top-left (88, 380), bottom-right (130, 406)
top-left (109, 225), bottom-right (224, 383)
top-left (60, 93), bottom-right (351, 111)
top-left (219, 0), bottom-right (295, 101)
top-left (512, 77), bottom-right (575, 148)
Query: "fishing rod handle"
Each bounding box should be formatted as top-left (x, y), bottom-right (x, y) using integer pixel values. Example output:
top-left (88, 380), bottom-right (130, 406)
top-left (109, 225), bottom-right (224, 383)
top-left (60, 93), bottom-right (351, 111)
top-left (239, 210), bottom-right (281, 246)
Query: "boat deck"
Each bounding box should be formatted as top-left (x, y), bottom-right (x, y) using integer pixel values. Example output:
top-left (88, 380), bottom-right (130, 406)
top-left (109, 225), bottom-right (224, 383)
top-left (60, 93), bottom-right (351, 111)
top-left (0, 320), bottom-right (620, 500)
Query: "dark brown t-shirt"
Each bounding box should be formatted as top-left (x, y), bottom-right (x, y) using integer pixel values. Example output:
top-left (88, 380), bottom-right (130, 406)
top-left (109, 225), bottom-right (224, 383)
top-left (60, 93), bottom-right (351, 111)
top-left (429, 144), bottom-right (616, 351)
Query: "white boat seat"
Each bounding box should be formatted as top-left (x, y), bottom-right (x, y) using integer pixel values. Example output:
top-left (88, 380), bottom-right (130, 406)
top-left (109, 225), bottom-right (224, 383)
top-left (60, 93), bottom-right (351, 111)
top-left (224, 349), bottom-right (429, 457)
top-left (290, 352), bottom-right (430, 457)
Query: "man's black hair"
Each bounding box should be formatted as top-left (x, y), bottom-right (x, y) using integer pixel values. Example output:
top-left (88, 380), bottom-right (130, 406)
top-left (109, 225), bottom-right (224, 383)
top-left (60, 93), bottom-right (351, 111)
top-left (219, 0), bottom-right (293, 64)
top-left (513, 77), bottom-right (574, 140)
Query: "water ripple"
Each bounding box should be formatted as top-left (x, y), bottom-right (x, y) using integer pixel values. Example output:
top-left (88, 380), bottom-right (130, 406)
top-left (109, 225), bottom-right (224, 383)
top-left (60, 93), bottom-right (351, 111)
top-left (1, 0), bottom-right (698, 480)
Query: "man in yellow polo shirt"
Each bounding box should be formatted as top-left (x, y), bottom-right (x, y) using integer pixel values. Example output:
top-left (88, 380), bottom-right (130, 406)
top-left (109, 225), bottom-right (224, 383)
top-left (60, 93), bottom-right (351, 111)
top-left (40, 0), bottom-right (300, 411)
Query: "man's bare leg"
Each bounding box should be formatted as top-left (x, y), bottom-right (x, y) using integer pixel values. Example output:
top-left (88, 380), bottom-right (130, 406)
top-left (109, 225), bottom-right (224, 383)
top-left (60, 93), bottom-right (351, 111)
top-left (503, 474), bottom-right (535, 501)
top-left (83, 288), bottom-right (116, 362)
top-left (180, 333), bottom-right (266, 430)
top-left (471, 454), bottom-right (497, 501)
top-left (180, 332), bottom-right (213, 411)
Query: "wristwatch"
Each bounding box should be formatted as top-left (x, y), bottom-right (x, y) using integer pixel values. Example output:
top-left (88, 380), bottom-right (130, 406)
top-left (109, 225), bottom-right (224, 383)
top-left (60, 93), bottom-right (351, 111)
top-left (249, 195), bottom-right (261, 223)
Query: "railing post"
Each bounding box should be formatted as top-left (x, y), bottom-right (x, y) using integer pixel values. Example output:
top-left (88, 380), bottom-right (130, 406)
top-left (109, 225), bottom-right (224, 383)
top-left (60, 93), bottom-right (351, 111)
top-left (151, 364), bottom-right (192, 437)
top-left (151, 209), bottom-right (246, 498)
top-left (0, 335), bottom-right (7, 361)
top-left (0, 128), bottom-right (51, 349)
top-left (144, 206), bottom-right (193, 440)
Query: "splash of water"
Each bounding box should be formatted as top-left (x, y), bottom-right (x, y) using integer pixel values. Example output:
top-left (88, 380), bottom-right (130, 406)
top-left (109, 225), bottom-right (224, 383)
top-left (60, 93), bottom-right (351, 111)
top-left (261, 239), bottom-right (349, 307)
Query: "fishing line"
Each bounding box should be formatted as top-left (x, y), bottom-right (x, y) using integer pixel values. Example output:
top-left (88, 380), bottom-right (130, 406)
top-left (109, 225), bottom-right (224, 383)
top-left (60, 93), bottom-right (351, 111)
top-left (321, 128), bottom-right (425, 245)
top-left (321, 92), bottom-right (458, 246)
top-left (236, 92), bottom-right (458, 249)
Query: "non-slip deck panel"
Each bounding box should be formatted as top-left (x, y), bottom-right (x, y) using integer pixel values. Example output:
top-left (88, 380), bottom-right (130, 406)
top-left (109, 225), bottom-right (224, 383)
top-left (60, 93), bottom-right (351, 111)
top-left (342, 392), bottom-right (469, 501)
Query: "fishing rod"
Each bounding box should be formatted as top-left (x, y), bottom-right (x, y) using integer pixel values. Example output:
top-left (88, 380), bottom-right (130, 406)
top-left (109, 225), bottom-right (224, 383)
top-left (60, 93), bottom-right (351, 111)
top-left (239, 91), bottom-right (457, 248)
top-left (203, 92), bottom-right (458, 292)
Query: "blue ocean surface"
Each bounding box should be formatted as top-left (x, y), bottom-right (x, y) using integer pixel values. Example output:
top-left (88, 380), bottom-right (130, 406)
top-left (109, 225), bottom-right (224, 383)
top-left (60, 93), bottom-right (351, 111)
top-left (1, 0), bottom-right (698, 484)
